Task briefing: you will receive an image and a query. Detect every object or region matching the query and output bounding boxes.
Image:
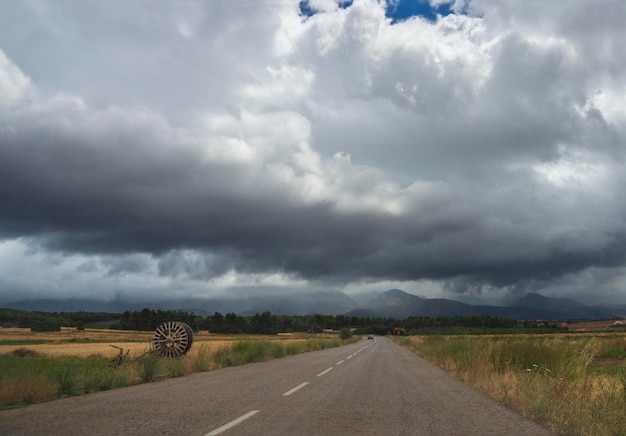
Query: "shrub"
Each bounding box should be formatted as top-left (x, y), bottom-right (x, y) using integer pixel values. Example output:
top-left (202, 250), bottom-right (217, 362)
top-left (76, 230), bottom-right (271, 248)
top-left (31, 320), bottom-right (61, 332)
top-left (55, 365), bottom-right (79, 398)
top-left (191, 345), bottom-right (212, 372)
top-left (84, 370), bottom-right (113, 392)
top-left (11, 348), bottom-right (41, 358)
top-left (137, 353), bottom-right (160, 382)
top-left (338, 328), bottom-right (353, 340)
top-left (163, 358), bottom-right (186, 378)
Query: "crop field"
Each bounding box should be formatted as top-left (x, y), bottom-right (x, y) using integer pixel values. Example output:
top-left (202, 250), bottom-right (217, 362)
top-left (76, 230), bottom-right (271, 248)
top-left (0, 327), bottom-right (305, 358)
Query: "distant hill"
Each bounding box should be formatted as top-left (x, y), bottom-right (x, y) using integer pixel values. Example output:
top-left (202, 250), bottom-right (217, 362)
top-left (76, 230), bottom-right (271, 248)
top-left (367, 289), bottom-right (626, 320)
top-left (2, 289), bottom-right (625, 320)
top-left (368, 289), bottom-right (475, 319)
top-left (344, 308), bottom-right (381, 318)
top-left (511, 292), bottom-right (620, 320)
top-left (515, 292), bottom-right (582, 311)
top-left (1, 291), bottom-right (358, 317)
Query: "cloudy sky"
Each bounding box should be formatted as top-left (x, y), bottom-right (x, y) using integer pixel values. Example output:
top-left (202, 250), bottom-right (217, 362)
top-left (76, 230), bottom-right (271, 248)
top-left (1, 0), bottom-right (626, 306)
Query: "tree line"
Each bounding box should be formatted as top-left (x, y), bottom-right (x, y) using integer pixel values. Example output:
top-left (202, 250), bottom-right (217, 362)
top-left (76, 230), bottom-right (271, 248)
top-left (0, 308), bottom-right (120, 331)
top-left (1, 307), bottom-right (561, 334)
top-left (119, 310), bottom-right (530, 334)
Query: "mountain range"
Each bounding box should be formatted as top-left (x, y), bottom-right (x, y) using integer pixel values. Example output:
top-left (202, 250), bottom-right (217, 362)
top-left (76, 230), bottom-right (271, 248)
top-left (3, 289), bottom-right (626, 321)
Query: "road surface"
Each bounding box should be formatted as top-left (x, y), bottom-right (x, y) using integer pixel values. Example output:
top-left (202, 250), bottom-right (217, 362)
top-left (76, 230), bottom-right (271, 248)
top-left (0, 337), bottom-right (554, 435)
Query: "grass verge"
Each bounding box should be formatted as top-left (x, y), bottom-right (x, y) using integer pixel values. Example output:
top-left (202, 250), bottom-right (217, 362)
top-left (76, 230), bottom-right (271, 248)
top-left (394, 334), bottom-right (626, 436)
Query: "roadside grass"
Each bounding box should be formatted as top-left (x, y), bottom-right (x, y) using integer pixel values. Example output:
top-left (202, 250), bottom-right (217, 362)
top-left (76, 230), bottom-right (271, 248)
top-left (394, 334), bottom-right (626, 436)
top-left (0, 349), bottom-right (131, 406)
top-left (212, 336), bottom-right (345, 367)
top-left (213, 341), bottom-right (284, 366)
top-left (0, 335), bottom-right (354, 409)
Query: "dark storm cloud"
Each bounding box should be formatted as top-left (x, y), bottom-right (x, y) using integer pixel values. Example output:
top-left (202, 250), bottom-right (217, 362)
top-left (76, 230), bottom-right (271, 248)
top-left (1, 0), bottom-right (626, 303)
top-left (2, 100), bottom-right (625, 290)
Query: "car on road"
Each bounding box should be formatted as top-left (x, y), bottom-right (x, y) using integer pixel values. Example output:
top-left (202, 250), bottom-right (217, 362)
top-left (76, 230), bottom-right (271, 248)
top-left (367, 334), bottom-right (374, 339)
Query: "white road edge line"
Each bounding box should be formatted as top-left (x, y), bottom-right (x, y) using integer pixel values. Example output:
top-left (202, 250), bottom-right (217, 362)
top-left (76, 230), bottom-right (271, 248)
top-left (336, 360), bottom-right (345, 365)
top-left (317, 367), bottom-right (333, 377)
top-left (283, 382), bottom-right (309, 396)
top-left (205, 410), bottom-right (259, 436)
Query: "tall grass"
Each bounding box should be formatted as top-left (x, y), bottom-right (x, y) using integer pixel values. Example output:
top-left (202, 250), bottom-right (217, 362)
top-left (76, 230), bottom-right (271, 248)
top-left (395, 335), bottom-right (626, 435)
top-left (210, 337), bottom-right (345, 367)
top-left (213, 341), bottom-right (283, 366)
top-left (136, 353), bottom-right (160, 382)
top-left (0, 350), bottom-right (131, 405)
top-left (0, 335), bottom-right (349, 408)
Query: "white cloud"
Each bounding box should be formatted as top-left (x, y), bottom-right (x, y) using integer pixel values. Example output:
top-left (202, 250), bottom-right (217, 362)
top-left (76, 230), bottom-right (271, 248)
top-left (0, 49), bottom-right (31, 108)
top-left (240, 65), bottom-right (315, 110)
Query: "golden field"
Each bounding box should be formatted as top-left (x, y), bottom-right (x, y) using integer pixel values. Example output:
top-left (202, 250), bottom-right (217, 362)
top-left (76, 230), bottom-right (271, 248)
top-left (0, 327), bottom-right (305, 358)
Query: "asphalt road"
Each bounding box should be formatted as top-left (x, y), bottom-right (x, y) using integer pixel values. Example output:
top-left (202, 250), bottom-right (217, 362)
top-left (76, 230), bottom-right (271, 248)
top-left (0, 337), bottom-right (555, 435)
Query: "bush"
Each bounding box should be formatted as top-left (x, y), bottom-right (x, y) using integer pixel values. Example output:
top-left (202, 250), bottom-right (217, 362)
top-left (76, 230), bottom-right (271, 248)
top-left (11, 348), bottom-right (41, 357)
top-left (137, 353), bottom-right (160, 382)
top-left (338, 328), bottom-right (353, 340)
top-left (31, 320), bottom-right (61, 332)
top-left (163, 358), bottom-right (186, 378)
top-left (191, 345), bottom-right (212, 372)
top-left (84, 370), bottom-right (113, 392)
top-left (55, 365), bottom-right (79, 397)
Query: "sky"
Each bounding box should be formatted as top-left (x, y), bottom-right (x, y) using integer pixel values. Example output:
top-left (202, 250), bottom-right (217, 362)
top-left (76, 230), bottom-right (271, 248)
top-left (1, 0), bottom-right (626, 306)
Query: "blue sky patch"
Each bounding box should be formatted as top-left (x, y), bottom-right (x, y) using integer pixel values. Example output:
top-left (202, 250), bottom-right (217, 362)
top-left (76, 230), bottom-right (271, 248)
top-left (299, 1), bottom-right (456, 23)
top-left (387, 1), bottom-right (455, 23)
top-left (299, 1), bottom-right (354, 18)
top-left (298, 1), bottom-right (316, 18)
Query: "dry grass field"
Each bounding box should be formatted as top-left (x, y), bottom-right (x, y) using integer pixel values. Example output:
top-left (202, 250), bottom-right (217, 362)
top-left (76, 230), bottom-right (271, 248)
top-left (395, 332), bottom-right (626, 435)
top-left (0, 327), bottom-right (306, 358)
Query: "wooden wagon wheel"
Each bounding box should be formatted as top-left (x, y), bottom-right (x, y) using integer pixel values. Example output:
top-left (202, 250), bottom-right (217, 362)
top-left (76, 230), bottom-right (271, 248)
top-left (180, 322), bottom-right (194, 353)
top-left (152, 321), bottom-right (193, 357)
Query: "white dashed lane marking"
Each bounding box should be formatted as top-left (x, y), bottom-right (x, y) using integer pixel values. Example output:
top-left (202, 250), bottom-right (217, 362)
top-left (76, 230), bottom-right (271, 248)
top-left (317, 367), bottom-right (333, 377)
top-left (283, 382), bottom-right (309, 396)
top-left (205, 410), bottom-right (259, 436)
